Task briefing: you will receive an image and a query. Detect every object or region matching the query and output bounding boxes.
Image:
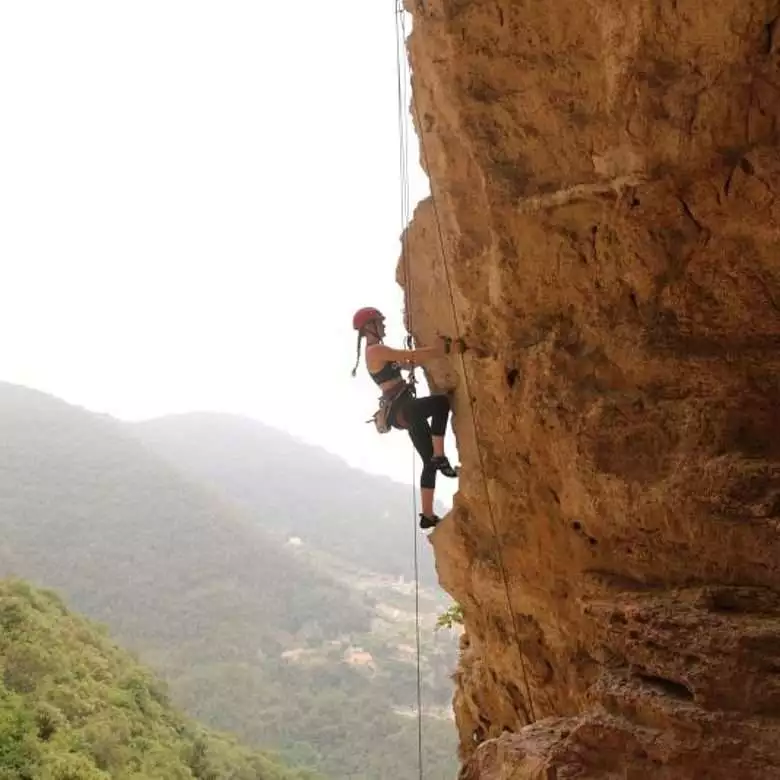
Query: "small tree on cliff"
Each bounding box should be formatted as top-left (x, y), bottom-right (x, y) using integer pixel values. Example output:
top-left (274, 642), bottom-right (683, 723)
top-left (435, 603), bottom-right (463, 631)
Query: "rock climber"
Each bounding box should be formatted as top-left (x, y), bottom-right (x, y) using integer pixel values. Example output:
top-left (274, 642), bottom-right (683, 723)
top-left (351, 306), bottom-right (463, 529)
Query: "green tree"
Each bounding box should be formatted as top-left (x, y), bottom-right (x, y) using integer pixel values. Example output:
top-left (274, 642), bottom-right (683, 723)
top-left (0, 579), bottom-right (319, 780)
top-left (435, 603), bottom-right (464, 631)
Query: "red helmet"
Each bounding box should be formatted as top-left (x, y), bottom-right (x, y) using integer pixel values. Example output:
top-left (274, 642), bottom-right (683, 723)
top-left (352, 307), bottom-right (384, 331)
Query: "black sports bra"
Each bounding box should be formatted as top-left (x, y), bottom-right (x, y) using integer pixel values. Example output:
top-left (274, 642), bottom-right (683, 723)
top-left (369, 361), bottom-right (402, 386)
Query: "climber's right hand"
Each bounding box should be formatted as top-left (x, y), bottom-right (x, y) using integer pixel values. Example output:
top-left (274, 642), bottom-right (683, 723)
top-left (453, 337), bottom-right (468, 355)
top-left (440, 335), bottom-right (468, 356)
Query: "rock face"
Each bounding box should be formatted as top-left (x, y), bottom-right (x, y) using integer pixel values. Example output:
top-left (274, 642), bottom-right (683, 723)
top-left (396, 1), bottom-right (780, 777)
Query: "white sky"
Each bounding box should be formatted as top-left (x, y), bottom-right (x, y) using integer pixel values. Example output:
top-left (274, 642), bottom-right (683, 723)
top-left (0, 1), bottom-right (458, 506)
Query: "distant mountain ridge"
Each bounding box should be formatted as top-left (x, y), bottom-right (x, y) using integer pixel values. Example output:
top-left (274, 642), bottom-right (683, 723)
top-left (0, 381), bottom-right (458, 778)
top-left (130, 411), bottom-right (440, 586)
top-left (0, 381), bottom-right (370, 654)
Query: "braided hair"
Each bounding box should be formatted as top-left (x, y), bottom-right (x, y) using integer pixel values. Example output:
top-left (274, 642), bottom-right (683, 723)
top-left (351, 330), bottom-right (364, 378)
top-left (351, 319), bottom-right (384, 377)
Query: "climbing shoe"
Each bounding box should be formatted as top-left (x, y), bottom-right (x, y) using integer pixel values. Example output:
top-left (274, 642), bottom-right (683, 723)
top-left (419, 513), bottom-right (441, 530)
top-left (431, 455), bottom-right (459, 478)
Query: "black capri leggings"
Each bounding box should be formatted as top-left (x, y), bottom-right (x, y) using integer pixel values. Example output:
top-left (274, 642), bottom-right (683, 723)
top-left (402, 394), bottom-right (451, 489)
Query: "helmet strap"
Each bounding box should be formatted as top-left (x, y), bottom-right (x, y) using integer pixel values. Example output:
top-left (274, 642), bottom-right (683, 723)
top-left (364, 321), bottom-right (383, 343)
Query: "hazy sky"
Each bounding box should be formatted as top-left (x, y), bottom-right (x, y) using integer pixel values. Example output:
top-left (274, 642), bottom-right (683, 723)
top-left (0, 2), bottom-right (459, 505)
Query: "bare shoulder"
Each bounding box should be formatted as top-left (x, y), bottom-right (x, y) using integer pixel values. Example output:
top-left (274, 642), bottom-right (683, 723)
top-left (365, 342), bottom-right (387, 370)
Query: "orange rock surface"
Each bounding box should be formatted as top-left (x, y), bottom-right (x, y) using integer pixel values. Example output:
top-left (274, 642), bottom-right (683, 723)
top-left (396, 1), bottom-right (780, 777)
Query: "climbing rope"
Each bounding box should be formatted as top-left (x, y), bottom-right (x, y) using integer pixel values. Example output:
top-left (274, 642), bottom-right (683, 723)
top-left (399, 16), bottom-right (538, 726)
top-left (394, 2), bottom-right (424, 778)
top-left (396, 3), bottom-right (416, 371)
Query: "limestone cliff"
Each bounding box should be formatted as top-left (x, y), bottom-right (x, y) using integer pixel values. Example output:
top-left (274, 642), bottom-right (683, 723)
top-left (396, 1), bottom-right (780, 777)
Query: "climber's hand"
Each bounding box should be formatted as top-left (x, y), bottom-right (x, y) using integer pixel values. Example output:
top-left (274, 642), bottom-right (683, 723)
top-left (453, 337), bottom-right (468, 355)
top-left (437, 335), bottom-right (451, 355)
top-left (440, 335), bottom-right (468, 355)
top-left (430, 338), bottom-right (448, 357)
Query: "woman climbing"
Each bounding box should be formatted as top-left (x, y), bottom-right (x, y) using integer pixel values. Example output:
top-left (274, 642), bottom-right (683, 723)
top-left (351, 306), bottom-right (462, 530)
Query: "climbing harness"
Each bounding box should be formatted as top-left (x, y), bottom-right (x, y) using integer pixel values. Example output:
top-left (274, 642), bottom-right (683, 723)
top-left (365, 381), bottom-right (415, 434)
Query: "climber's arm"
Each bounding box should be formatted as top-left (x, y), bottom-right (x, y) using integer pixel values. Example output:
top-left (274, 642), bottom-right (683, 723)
top-left (367, 343), bottom-right (445, 367)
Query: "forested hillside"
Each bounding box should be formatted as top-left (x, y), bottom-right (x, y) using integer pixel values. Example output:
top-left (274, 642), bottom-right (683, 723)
top-left (0, 382), bottom-right (370, 654)
top-left (0, 578), bottom-right (316, 779)
top-left (131, 412), bottom-right (441, 586)
top-left (0, 382), bottom-right (458, 778)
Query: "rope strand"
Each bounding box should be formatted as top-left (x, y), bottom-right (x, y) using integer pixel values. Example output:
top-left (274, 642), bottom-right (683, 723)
top-left (404, 30), bottom-right (538, 725)
top-left (394, 3), bottom-right (424, 778)
top-left (393, 7), bottom-right (535, 779)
